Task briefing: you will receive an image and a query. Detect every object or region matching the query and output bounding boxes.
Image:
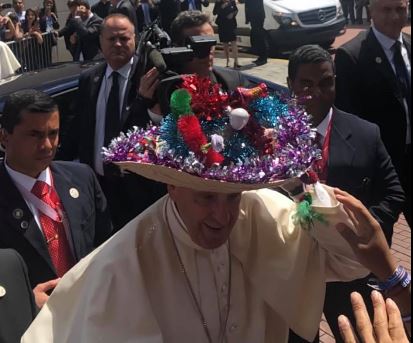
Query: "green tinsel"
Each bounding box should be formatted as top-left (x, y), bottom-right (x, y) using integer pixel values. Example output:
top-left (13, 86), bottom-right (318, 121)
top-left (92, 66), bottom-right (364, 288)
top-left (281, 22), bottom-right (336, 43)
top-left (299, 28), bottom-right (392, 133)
top-left (293, 193), bottom-right (328, 231)
top-left (170, 89), bottom-right (192, 118)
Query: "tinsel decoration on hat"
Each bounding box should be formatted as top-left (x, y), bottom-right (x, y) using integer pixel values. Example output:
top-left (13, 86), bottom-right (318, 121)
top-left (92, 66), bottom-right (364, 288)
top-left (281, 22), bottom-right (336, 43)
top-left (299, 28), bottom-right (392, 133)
top-left (103, 75), bottom-right (321, 184)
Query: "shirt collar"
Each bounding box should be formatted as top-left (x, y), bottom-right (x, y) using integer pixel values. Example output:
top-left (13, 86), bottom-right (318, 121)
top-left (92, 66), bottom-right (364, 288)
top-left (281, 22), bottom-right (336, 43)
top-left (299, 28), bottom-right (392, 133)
top-left (316, 108), bottom-right (333, 138)
top-left (105, 57), bottom-right (134, 80)
top-left (5, 161), bottom-right (51, 192)
top-left (372, 27), bottom-right (404, 52)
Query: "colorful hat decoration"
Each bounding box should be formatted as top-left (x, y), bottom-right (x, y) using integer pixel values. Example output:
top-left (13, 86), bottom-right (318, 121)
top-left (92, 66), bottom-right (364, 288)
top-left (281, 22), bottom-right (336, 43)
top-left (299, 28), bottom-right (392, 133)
top-left (103, 75), bottom-right (320, 192)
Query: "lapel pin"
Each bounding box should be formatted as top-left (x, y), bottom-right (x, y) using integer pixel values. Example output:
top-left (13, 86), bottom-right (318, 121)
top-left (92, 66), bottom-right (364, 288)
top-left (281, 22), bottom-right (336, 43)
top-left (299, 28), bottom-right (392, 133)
top-left (375, 57), bottom-right (382, 64)
top-left (93, 76), bottom-right (100, 83)
top-left (20, 221), bottom-right (29, 230)
top-left (0, 285), bottom-right (6, 298)
top-left (70, 188), bottom-right (80, 199)
top-left (12, 208), bottom-right (24, 220)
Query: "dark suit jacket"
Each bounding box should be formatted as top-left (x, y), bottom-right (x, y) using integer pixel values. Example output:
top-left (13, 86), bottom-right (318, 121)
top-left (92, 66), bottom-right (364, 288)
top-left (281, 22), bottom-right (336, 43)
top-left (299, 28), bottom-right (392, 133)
top-left (327, 108), bottom-right (405, 243)
top-left (0, 249), bottom-right (37, 343)
top-left (240, 0), bottom-right (265, 23)
top-left (179, 0), bottom-right (209, 11)
top-left (136, 4), bottom-right (159, 32)
top-left (58, 14), bottom-right (103, 61)
top-left (0, 161), bottom-right (113, 289)
top-left (111, 0), bottom-right (138, 35)
top-left (335, 29), bottom-right (411, 175)
top-left (57, 57), bottom-right (167, 230)
top-left (158, 0), bottom-right (180, 33)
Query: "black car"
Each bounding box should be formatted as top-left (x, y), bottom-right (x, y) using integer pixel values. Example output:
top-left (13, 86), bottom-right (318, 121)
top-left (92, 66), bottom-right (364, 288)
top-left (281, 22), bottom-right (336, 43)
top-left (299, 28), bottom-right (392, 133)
top-left (0, 61), bottom-right (287, 156)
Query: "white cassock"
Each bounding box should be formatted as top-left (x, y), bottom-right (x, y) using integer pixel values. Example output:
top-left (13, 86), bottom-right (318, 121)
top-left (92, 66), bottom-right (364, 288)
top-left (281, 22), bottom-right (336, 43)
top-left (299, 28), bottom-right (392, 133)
top-left (0, 41), bottom-right (20, 80)
top-left (21, 187), bottom-right (369, 343)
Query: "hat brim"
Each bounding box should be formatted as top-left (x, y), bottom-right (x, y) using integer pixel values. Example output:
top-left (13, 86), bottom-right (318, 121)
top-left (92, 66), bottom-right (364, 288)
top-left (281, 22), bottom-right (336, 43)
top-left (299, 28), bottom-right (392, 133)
top-left (114, 161), bottom-right (287, 193)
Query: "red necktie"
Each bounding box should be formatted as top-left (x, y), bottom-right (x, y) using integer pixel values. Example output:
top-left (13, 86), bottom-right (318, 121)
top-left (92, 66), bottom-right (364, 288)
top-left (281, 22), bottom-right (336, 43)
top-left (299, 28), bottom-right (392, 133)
top-left (314, 132), bottom-right (328, 182)
top-left (31, 180), bottom-right (75, 277)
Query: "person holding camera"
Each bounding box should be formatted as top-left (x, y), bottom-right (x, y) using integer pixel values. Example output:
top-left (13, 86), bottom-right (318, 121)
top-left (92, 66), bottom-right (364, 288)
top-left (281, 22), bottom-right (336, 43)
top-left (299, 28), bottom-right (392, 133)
top-left (58, 13), bottom-right (166, 232)
top-left (213, 0), bottom-right (240, 69)
top-left (0, 13), bottom-right (18, 41)
top-left (138, 10), bottom-right (248, 122)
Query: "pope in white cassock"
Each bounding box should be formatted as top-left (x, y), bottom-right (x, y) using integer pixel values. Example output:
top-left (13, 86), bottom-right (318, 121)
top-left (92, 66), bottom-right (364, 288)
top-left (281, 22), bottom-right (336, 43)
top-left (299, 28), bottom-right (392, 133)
top-left (21, 80), bottom-right (397, 343)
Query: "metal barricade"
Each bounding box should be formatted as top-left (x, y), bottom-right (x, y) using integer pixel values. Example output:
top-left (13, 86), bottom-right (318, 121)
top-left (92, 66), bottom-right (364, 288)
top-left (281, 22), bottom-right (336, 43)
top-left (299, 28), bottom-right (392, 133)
top-left (6, 32), bottom-right (58, 73)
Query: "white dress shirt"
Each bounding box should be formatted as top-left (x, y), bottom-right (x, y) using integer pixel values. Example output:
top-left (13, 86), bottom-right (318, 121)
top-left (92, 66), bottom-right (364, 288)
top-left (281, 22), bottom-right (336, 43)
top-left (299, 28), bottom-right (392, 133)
top-left (372, 27), bottom-right (411, 144)
top-left (94, 58), bottom-right (134, 175)
top-left (316, 108), bottom-right (333, 145)
top-left (5, 162), bottom-right (75, 255)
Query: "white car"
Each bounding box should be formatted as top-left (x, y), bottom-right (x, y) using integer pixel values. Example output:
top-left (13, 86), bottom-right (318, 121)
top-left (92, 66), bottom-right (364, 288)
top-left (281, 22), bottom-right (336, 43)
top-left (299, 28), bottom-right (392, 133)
top-left (208, 0), bottom-right (346, 53)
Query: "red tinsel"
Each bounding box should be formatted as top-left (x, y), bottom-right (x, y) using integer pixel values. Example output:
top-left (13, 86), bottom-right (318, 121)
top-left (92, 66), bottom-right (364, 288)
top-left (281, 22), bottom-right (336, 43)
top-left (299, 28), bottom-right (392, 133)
top-left (178, 115), bottom-right (224, 167)
top-left (181, 75), bottom-right (229, 121)
top-left (242, 118), bottom-right (274, 155)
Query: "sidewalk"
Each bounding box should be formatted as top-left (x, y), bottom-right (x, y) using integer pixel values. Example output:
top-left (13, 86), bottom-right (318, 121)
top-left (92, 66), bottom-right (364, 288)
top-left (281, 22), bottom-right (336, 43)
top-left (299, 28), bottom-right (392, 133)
top-left (213, 41), bottom-right (411, 341)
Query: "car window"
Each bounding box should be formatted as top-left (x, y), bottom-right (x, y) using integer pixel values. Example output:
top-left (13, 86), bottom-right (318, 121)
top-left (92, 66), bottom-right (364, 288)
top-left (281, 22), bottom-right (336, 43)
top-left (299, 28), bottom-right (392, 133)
top-left (52, 88), bottom-right (78, 147)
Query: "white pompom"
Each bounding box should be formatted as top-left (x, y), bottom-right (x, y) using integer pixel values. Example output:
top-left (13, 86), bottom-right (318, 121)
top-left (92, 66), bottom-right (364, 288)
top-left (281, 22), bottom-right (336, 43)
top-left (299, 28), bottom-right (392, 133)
top-left (229, 108), bottom-right (250, 131)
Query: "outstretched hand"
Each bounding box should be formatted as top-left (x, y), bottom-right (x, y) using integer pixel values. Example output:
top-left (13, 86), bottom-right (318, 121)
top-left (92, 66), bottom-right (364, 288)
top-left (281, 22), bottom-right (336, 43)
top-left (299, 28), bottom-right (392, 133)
top-left (334, 188), bottom-right (396, 281)
top-left (338, 291), bottom-right (409, 343)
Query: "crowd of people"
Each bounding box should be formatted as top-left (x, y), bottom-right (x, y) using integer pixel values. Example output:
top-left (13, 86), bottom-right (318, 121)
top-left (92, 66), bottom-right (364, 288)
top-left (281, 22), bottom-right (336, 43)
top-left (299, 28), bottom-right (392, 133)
top-left (0, 0), bottom-right (411, 342)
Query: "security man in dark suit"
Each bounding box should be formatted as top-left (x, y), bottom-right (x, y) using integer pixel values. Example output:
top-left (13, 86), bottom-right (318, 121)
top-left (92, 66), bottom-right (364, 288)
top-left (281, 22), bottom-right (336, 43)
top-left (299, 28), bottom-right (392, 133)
top-left (287, 45), bottom-right (405, 343)
top-left (238, 0), bottom-right (268, 65)
top-left (0, 249), bottom-right (37, 343)
top-left (335, 0), bottom-right (411, 229)
top-left (158, 0), bottom-right (180, 34)
top-left (58, 14), bottom-right (166, 231)
top-left (0, 89), bottom-right (113, 309)
top-left (179, 0), bottom-right (209, 12)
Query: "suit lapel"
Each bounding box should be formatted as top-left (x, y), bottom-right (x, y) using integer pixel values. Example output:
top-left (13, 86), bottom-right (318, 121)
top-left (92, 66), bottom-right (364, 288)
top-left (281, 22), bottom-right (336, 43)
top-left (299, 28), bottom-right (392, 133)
top-left (51, 163), bottom-right (82, 262)
top-left (0, 162), bottom-right (55, 273)
top-left (121, 56), bottom-right (138, 127)
top-left (366, 29), bottom-right (405, 106)
top-left (403, 33), bottom-right (411, 60)
top-left (327, 110), bottom-right (356, 181)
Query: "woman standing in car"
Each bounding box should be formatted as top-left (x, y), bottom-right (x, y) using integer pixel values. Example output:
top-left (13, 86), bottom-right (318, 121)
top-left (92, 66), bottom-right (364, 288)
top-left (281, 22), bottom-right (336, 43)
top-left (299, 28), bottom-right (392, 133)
top-left (213, 0), bottom-right (240, 69)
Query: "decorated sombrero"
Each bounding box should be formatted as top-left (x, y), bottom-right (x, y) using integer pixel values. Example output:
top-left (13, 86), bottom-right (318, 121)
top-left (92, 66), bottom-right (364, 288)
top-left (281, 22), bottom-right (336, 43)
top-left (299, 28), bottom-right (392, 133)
top-left (103, 75), bottom-right (320, 193)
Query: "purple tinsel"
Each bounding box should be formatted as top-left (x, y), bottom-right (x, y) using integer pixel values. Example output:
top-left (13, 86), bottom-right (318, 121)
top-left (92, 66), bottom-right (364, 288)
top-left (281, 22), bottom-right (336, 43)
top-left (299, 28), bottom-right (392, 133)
top-left (103, 91), bottom-right (320, 184)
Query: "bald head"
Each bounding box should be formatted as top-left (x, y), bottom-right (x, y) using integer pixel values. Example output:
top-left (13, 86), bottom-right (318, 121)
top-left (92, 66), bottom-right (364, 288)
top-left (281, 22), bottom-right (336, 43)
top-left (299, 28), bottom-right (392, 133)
top-left (370, 0), bottom-right (408, 39)
top-left (100, 14), bottom-right (136, 70)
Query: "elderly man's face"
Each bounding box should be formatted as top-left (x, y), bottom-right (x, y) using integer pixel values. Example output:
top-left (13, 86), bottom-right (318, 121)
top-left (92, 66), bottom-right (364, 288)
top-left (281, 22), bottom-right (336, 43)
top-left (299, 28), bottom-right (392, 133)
top-left (371, 0), bottom-right (408, 39)
top-left (168, 186), bottom-right (242, 249)
top-left (181, 22), bottom-right (215, 78)
top-left (100, 16), bottom-right (136, 70)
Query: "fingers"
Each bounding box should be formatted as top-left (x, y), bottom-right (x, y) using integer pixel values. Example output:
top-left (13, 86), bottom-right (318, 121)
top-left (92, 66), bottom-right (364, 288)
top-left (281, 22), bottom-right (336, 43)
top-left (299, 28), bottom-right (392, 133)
top-left (351, 292), bottom-right (375, 343)
top-left (334, 188), bottom-right (377, 234)
top-left (386, 298), bottom-right (409, 341)
top-left (35, 278), bottom-right (61, 292)
top-left (139, 67), bottom-right (160, 98)
top-left (371, 290), bottom-right (392, 341)
top-left (338, 315), bottom-right (359, 343)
